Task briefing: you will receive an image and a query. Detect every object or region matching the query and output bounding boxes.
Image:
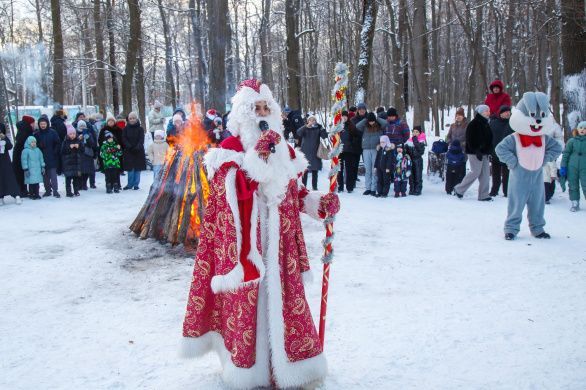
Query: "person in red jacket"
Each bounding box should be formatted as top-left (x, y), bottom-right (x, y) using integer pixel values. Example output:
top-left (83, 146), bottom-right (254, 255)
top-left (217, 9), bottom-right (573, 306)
top-left (484, 79), bottom-right (512, 118)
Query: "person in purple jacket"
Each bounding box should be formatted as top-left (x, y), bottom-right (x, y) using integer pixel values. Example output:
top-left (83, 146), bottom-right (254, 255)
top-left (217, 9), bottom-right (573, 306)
top-left (385, 107), bottom-right (411, 146)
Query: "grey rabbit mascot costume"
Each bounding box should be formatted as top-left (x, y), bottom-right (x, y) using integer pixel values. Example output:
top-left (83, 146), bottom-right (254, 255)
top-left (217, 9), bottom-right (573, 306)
top-left (495, 92), bottom-right (562, 240)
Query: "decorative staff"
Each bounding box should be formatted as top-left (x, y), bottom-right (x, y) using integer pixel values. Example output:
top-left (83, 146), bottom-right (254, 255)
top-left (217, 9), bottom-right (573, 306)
top-left (319, 62), bottom-right (348, 347)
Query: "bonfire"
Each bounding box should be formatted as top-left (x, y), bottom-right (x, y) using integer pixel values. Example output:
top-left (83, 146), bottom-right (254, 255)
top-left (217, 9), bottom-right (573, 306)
top-left (130, 105), bottom-right (210, 253)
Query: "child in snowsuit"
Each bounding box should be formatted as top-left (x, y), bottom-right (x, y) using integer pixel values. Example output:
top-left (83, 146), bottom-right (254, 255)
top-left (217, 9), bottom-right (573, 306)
top-left (445, 139), bottom-right (467, 195)
top-left (560, 121), bottom-right (586, 212)
top-left (147, 130), bottom-right (169, 180)
top-left (374, 135), bottom-right (395, 198)
top-left (393, 144), bottom-right (412, 197)
top-left (100, 131), bottom-right (123, 194)
top-left (20, 136), bottom-right (45, 200)
top-left (62, 125), bottom-right (83, 197)
top-left (405, 126), bottom-right (425, 195)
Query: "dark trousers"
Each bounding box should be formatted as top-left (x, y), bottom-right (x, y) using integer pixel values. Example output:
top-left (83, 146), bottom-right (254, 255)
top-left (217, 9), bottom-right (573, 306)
top-left (376, 170), bottom-right (392, 196)
top-left (28, 183), bottom-right (40, 198)
top-left (81, 172), bottom-right (96, 188)
top-left (302, 170), bottom-right (319, 190)
top-left (43, 168), bottom-right (59, 194)
top-left (445, 164), bottom-right (466, 194)
top-left (105, 168), bottom-right (120, 189)
top-left (394, 180), bottom-right (408, 195)
top-left (338, 152), bottom-right (360, 191)
top-left (65, 176), bottom-right (81, 195)
top-left (490, 158), bottom-right (509, 196)
top-left (409, 157), bottom-right (423, 194)
top-left (544, 181), bottom-right (556, 202)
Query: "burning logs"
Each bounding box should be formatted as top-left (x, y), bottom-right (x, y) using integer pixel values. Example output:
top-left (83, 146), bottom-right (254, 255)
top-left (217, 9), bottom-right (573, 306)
top-left (130, 108), bottom-right (210, 253)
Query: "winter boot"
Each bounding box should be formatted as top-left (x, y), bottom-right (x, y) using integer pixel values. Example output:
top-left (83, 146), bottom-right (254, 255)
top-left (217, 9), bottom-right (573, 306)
top-left (66, 192), bottom-right (74, 198)
top-left (570, 200), bottom-right (580, 212)
top-left (54, 192), bottom-right (61, 198)
top-left (394, 192), bottom-right (400, 198)
top-left (535, 232), bottom-right (551, 239)
top-left (42, 191), bottom-right (52, 197)
top-left (106, 184), bottom-right (113, 194)
top-left (505, 233), bottom-right (515, 241)
top-left (114, 186), bottom-right (120, 193)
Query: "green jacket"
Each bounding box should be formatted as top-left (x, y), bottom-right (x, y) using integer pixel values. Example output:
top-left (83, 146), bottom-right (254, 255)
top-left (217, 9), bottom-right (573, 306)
top-left (100, 140), bottom-right (123, 169)
top-left (561, 135), bottom-right (586, 173)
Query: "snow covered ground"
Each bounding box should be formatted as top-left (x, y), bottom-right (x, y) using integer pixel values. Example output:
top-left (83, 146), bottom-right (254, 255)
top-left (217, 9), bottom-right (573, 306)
top-left (2, 168), bottom-right (585, 390)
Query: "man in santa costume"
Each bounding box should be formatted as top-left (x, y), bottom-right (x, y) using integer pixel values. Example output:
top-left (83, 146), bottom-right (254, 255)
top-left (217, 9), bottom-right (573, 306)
top-left (181, 79), bottom-right (339, 389)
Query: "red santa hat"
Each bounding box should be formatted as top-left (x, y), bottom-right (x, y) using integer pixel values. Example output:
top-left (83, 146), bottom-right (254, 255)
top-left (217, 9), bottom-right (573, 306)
top-left (206, 109), bottom-right (217, 121)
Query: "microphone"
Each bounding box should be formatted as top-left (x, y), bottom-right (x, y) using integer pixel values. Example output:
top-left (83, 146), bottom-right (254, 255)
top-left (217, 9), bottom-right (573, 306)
top-left (258, 120), bottom-right (276, 153)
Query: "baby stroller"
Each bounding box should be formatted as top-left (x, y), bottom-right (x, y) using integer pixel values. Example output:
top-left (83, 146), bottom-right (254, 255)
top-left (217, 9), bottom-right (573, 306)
top-left (427, 140), bottom-right (448, 181)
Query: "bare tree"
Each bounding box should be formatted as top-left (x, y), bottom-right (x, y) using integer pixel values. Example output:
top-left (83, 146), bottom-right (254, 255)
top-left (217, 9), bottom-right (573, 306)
top-left (50, 0), bottom-right (64, 105)
top-left (207, 0), bottom-right (227, 111)
top-left (122, 0), bottom-right (142, 116)
top-left (106, 0), bottom-right (120, 115)
top-left (285, 0), bottom-right (302, 109)
top-left (354, 0), bottom-right (378, 105)
top-left (157, 0), bottom-right (177, 109)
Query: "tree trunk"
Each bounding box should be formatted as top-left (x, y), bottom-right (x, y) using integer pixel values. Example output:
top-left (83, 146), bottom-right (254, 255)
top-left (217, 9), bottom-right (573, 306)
top-left (207, 0), bottom-right (227, 111)
top-left (259, 0), bottom-right (273, 88)
top-left (137, 49), bottom-right (146, 128)
top-left (157, 0), bottom-right (177, 109)
top-left (93, 0), bottom-right (107, 112)
top-left (50, 0), bottom-right (65, 106)
top-left (106, 0), bottom-right (120, 115)
top-left (226, 7), bottom-right (236, 100)
top-left (189, 0), bottom-right (207, 107)
top-left (547, 0), bottom-right (561, 123)
top-left (411, 0), bottom-right (430, 127)
top-left (353, 0), bottom-right (378, 105)
top-left (399, 0), bottom-right (409, 112)
top-left (285, 0), bottom-right (302, 109)
top-left (122, 0), bottom-right (142, 116)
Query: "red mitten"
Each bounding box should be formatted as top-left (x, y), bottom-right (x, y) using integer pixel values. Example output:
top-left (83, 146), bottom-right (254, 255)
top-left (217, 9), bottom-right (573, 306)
top-left (319, 192), bottom-right (340, 217)
top-left (254, 130), bottom-right (282, 161)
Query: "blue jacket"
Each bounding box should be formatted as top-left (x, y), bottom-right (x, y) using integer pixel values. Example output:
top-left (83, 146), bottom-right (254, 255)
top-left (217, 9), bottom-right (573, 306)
top-left (446, 140), bottom-right (466, 166)
top-left (21, 136), bottom-right (45, 184)
top-left (35, 128), bottom-right (61, 169)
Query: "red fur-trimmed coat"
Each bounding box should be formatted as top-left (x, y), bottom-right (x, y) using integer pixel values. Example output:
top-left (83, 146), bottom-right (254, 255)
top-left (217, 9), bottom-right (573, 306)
top-left (182, 136), bottom-right (327, 389)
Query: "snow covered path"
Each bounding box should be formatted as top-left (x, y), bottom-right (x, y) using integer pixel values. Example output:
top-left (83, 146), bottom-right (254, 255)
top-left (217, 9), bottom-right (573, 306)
top-left (2, 171), bottom-right (585, 390)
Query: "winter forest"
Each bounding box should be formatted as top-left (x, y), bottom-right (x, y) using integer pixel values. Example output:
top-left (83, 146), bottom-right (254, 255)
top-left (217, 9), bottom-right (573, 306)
top-left (1, 0), bottom-right (585, 134)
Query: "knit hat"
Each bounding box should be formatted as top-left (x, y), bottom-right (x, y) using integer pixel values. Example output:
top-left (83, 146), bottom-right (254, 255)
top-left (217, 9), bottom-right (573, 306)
top-left (499, 105), bottom-right (511, 114)
top-left (154, 130), bottom-right (165, 140)
top-left (357, 102), bottom-right (367, 111)
top-left (22, 115), bottom-right (35, 125)
top-left (66, 124), bottom-right (76, 136)
top-left (154, 100), bottom-right (163, 109)
top-left (349, 106), bottom-right (357, 112)
top-left (77, 120), bottom-right (87, 130)
top-left (105, 112), bottom-right (116, 124)
top-left (367, 112), bottom-right (377, 122)
top-left (104, 131), bottom-right (114, 139)
top-left (379, 135), bottom-right (391, 148)
top-left (387, 107), bottom-right (398, 117)
top-left (75, 112), bottom-right (85, 121)
top-left (475, 104), bottom-right (490, 114)
top-left (206, 109), bottom-right (217, 120)
top-left (376, 106), bottom-right (385, 113)
top-left (455, 107), bottom-right (465, 118)
top-left (577, 121), bottom-right (586, 130)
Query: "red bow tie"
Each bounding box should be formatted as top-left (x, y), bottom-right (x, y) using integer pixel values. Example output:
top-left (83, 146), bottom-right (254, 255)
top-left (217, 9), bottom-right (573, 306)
top-left (519, 134), bottom-right (543, 148)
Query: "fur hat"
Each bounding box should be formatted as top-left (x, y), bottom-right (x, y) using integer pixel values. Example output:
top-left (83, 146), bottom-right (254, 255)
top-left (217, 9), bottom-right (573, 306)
top-left (455, 107), bottom-right (465, 118)
top-left (154, 130), bottom-right (166, 140)
top-left (66, 124), bottom-right (77, 136)
top-left (577, 121), bottom-right (586, 130)
top-left (367, 112), bottom-right (377, 122)
top-left (77, 120), bottom-right (87, 130)
top-left (357, 102), bottom-right (367, 111)
top-left (387, 107), bottom-right (398, 117)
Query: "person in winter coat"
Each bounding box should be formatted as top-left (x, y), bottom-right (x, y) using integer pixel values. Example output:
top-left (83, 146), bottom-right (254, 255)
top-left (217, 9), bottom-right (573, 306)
top-left (76, 120), bottom-right (97, 190)
top-left (445, 139), bottom-right (467, 195)
top-left (0, 124), bottom-right (22, 205)
top-left (50, 109), bottom-right (68, 143)
top-left (282, 106), bottom-right (304, 146)
top-left (543, 120), bottom-right (565, 204)
top-left (12, 115), bottom-right (35, 196)
top-left (446, 107), bottom-right (468, 153)
top-left (374, 135), bottom-right (395, 197)
top-left (351, 103), bottom-right (368, 125)
top-left (405, 126), bottom-right (426, 195)
top-left (489, 105), bottom-right (514, 197)
top-left (98, 113), bottom-right (124, 180)
top-left (393, 144), bottom-right (412, 197)
top-left (484, 79), bottom-right (512, 118)
top-left (454, 105), bottom-right (494, 201)
top-left (61, 124), bottom-right (83, 197)
top-left (21, 136), bottom-right (45, 200)
top-left (209, 117), bottom-right (232, 145)
top-left (560, 122), bottom-right (586, 212)
top-left (147, 130), bottom-right (169, 180)
top-left (203, 109), bottom-right (218, 132)
top-left (148, 100), bottom-right (165, 141)
top-left (385, 107), bottom-right (410, 145)
top-left (35, 117), bottom-right (61, 198)
top-left (100, 131), bottom-right (123, 193)
top-left (122, 112), bottom-right (147, 190)
top-left (338, 111), bottom-right (362, 192)
top-left (357, 112), bottom-right (386, 195)
top-left (297, 115), bottom-right (328, 190)
top-left (166, 108), bottom-right (187, 138)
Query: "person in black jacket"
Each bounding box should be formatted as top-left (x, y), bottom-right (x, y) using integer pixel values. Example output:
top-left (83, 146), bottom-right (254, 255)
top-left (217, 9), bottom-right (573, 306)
top-left (338, 111), bottom-right (362, 192)
top-left (50, 109), bottom-right (67, 142)
top-left (35, 117), bottom-right (61, 197)
top-left (282, 106), bottom-right (304, 146)
top-left (61, 125), bottom-right (83, 197)
top-left (374, 135), bottom-right (395, 197)
top-left (454, 105), bottom-right (494, 201)
top-left (122, 112), bottom-right (146, 190)
top-left (0, 123), bottom-right (22, 204)
top-left (297, 115), bottom-right (328, 190)
top-left (489, 105), bottom-right (514, 197)
top-left (12, 115), bottom-right (35, 197)
top-left (406, 126), bottom-right (426, 195)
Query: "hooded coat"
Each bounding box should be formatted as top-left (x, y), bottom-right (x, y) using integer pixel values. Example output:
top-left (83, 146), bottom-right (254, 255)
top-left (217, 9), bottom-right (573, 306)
top-left (484, 80), bottom-right (512, 117)
top-left (13, 119), bottom-right (34, 187)
top-left (35, 119), bottom-right (61, 170)
top-left (561, 134), bottom-right (586, 201)
top-left (50, 114), bottom-right (67, 142)
top-left (0, 125), bottom-right (20, 197)
top-left (122, 121), bottom-right (147, 171)
top-left (21, 136), bottom-right (45, 184)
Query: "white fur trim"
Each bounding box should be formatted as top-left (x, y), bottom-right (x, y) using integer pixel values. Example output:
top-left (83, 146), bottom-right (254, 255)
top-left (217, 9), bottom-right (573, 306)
top-left (303, 191), bottom-right (324, 220)
top-left (204, 148), bottom-right (243, 179)
top-left (247, 195), bottom-right (265, 278)
top-left (292, 148), bottom-right (309, 175)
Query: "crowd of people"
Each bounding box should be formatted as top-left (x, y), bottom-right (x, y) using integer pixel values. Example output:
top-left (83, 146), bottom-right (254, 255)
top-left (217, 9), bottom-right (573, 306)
top-left (1, 79), bottom-right (585, 211)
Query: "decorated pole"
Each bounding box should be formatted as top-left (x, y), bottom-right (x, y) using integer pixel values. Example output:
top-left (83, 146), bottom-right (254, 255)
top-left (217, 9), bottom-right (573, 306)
top-left (319, 63), bottom-right (348, 347)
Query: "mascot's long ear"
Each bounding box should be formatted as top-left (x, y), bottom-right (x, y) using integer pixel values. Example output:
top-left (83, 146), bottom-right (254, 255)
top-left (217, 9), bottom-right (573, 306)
top-left (521, 92), bottom-right (538, 117)
top-left (535, 92), bottom-right (550, 117)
